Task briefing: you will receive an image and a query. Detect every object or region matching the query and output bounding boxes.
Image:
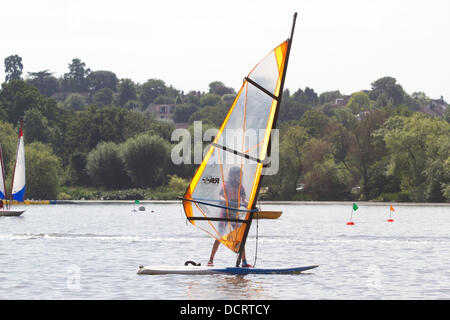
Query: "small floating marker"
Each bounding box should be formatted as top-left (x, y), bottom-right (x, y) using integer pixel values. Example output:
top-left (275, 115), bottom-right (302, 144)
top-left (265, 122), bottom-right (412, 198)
top-left (346, 203), bottom-right (358, 225)
top-left (387, 205), bottom-right (395, 222)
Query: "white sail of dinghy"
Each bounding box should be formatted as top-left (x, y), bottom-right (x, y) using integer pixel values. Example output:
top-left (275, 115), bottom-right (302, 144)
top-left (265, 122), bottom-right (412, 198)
top-left (11, 124), bottom-right (26, 203)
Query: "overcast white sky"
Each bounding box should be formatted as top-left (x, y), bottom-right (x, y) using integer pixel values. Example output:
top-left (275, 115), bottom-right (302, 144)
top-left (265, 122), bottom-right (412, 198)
top-left (1, 0), bottom-right (449, 100)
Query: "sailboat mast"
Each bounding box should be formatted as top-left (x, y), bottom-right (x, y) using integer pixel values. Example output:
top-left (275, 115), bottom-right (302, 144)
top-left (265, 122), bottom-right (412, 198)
top-left (8, 120), bottom-right (23, 210)
top-left (0, 145), bottom-right (6, 204)
top-left (271, 12), bottom-right (297, 133)
top-left (236, 13), bottom-right (298, 267)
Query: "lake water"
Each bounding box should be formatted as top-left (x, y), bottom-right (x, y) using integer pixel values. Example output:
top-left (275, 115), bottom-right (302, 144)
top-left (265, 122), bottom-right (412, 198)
top-left (0, 202), bottom-right (449, 300)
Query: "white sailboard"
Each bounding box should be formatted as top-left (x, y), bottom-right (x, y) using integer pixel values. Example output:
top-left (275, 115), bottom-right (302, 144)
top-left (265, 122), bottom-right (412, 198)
top-left (137, 264), bottom-right (318, 275)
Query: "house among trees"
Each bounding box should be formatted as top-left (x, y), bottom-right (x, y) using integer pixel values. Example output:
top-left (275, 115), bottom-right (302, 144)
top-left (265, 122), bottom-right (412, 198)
top-left (146, 103), bottom-right (176, 121)
top-left (334, 96), bottom-right (351, 107)
top-left (430, 96), bottom-right (447, 112)
top-left (422, 96), bottom-right (447, 118)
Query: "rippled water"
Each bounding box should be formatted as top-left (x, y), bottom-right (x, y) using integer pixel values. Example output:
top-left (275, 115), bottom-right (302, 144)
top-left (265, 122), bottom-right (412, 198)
top-left (0, 202), bottom-right (449, 299)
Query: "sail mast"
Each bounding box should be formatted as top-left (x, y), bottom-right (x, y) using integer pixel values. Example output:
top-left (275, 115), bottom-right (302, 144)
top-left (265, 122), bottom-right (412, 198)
top-left (235, 12), bottom-right (298, 267)
top-left (0, 145), bottom-right (6, 202)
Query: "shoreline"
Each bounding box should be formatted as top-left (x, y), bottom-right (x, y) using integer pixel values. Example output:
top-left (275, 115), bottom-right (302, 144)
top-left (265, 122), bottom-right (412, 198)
top-left (7, 199), bottom-right (450, 206)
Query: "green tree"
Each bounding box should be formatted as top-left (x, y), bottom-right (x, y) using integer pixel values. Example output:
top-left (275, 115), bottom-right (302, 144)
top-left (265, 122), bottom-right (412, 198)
top-left (293, 87), bottom-right (318, 105)
top-left (264, 125), bottom-right (309, 199)
top-left (278, 97), bottom-right (310, 122)
top-left (62, 58), bottom-right (91, 92)
top-left (189, 105), bottom-right (227, 126)
top-left (173, 103), bottom-right (199, 123)
top-left (87, 70), bottom-right (118, 92)
top-left (25, 142), bottom-right (62, 199)
top-left (117, 78), bottom-right (137, 107)
top-left (385, 114), bottom-right (450, 201)
top-left (442, 157), bottom-right (450, 201)
top-left (410, 91), bottom-right (431, 109)
top-left (4, 54), bottom-right (23, 82)
top-left (0, 80), bottom-right (49, 125)
top-left (167, 175), bottom-right (190, 194)
top-left (346, 110), bottom-right (388, 199)
top-left (181, 91), bottom-right (201, 105)
top-left (370, 76), bottom-right (405, 106)
top-left (23, 108), bottom-right (51, 144)
top-left (334, 107), bottom-right (357, 131)
top-left (121, 134), bottom-right (171, 188)
top-left (123, 99), bottom-right (142, 110)
top-left (199, 93), bottom-right (222, 107)
top-left (328, 109), bottom-right (389, 199)
top-left (444, 106), bottom-right (450, 123)
top-left (222, 93), bottom-right (235, 107)
top-left (299, 109), bottom-right (329, 138)
top-left (153, 95), bottom-right (175, 105)
top-left (63, 106), bottom-right (152, 163)
top-left (146, 118), bottom-right (175, 141)
top-left (319, 90), bottom-right (341, 105)
top-left (140, 79), bottom-right (166, 107)
top-left (26, 70), bottom-right (59, 96)
top-left (0, 121), bottom-right (17, 173)
top-left (301, 138), bottom-right (352, 200)
top-left (208, 81), bottom-right (234, 96)
top-left (86, 142), bottom-right (130, 189)
top-left (346, 91), bottom-right (371, 114)
top-left (93, 87), bottom-right (114, 107)
top-left (68, 151), bottom-right (90, 186)
top-left (64, 93), bottom-right (86, 111)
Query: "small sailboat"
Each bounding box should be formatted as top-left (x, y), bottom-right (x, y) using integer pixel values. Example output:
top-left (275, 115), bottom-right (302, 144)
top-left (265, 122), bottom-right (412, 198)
top-left (0, 122), bottom-right (26, 217)
top-left (138, 13), bottom-right (317, 275)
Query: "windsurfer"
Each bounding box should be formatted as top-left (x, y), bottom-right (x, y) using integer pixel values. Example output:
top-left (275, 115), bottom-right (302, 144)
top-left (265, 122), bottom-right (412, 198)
top-left (208, 166), bottom-right (252, 268)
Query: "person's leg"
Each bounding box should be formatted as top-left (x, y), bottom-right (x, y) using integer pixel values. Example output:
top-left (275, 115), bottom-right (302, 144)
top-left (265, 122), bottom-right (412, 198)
top-left (241, 248), bottom-right (252, 267)
top-left (208, 239), bottom-right (220, 265)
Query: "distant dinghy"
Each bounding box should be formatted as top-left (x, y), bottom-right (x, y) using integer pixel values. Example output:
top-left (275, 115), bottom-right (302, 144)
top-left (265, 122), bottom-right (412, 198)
top-left (0, 122), bottom-right (26, 217)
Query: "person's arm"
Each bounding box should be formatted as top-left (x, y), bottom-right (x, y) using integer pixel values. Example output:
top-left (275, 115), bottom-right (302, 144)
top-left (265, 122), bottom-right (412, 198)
top-left (241, 188), bottom-right (248, 207)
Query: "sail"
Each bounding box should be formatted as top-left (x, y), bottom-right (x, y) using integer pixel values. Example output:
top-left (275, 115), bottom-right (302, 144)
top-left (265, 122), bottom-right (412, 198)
top-left (182, 40), bottom-right (290, 254)
top-left (11, 126), bottom-right (26, 202)
top-left (0, 146), bottom-right (6, 199)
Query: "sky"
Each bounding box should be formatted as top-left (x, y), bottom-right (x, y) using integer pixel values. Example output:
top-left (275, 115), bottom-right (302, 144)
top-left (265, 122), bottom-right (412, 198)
top-left (1, 0), bottom-right (449, 100)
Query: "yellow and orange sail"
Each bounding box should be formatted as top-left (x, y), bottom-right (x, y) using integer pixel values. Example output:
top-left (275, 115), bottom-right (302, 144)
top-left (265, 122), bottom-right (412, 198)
top-left (182, 39), bottom-right (291, 254)
top-left (182, 13), bottom-right (297, 260)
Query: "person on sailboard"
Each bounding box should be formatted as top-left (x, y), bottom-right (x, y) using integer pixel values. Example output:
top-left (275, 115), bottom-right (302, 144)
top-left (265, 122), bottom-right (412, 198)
top-left (0, 199), bottom-right (3, 210)
top-left (208, 166), bottom-right (252, 268)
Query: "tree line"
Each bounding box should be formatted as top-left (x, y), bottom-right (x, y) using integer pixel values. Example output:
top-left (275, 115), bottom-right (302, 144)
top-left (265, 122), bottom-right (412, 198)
top-left (1, 54), bottom-right (449, 202)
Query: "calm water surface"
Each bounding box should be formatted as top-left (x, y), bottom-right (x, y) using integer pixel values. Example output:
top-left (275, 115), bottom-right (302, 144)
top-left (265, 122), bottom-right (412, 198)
top-left (0, 202), bottom-right (449, 299)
